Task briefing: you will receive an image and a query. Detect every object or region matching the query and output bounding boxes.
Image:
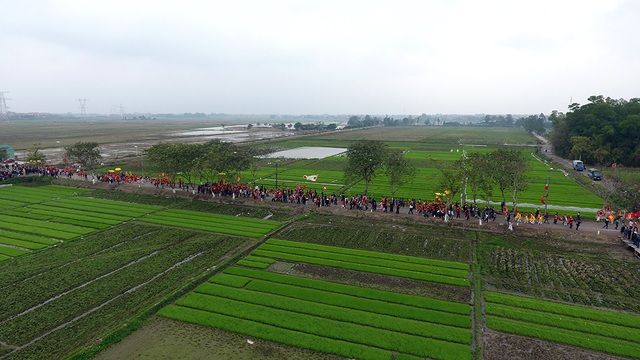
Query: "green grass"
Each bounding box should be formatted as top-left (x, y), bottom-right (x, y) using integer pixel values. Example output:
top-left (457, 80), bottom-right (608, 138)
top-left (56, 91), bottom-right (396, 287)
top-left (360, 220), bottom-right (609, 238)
top-left (172, 293), bottom-right (472, 360)
top-left (224, 267), bottom-right (471, 316)
top-left (159, 305), bottom-right (393, 360)
top-left (485, 291), bottom-right (640, 329)
top-left (0, 245), bottom-right (30, 257)
top-left (0, 237), bottom-right (48, 250)
top-left (236, 259), bottom-right (271, 268)
top-left (250, 248), bottom-right (469, 286)
top-left (194, 282), bottom-right (472, 344)
top-left (208, 273), bottom-right (253, 288)
top-left (487, 317), bottom-right (640, 359)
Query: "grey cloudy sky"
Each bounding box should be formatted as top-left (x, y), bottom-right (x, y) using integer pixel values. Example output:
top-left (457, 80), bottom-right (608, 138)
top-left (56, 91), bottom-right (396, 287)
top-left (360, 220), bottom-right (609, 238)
top-left (1, 0), bottom-right (638, 115)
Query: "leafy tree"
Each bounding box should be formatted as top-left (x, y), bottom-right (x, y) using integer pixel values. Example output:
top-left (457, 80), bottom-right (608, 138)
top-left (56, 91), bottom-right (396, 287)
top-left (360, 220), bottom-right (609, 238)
top-left (382, 149), bottom-right (416, 197)
top-left (437, 161), bottom-right (465, 204)
top-left (294, 122), bottom-right (302, 130)
top-left (490, 148), bottom-right (529, 206)
top-left (344, 140), bottom-right (387, 195)
top-left (26, 143), bottom-right (46, 164)
top-left (0, 147), bottom-right (7, 161)
top-left (64, 142), bottom-right (102, 170)
top-left (463, 152), bottom-right (492, 205)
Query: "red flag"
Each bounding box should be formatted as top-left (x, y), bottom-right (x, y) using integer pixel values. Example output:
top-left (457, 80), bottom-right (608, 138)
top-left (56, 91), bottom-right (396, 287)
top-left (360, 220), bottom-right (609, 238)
top-left (544, 185), bottom-right (549, 191)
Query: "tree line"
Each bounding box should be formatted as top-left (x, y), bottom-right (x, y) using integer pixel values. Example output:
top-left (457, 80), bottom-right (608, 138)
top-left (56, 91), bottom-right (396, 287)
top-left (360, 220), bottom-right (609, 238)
top-left (549, 95), bottom-right (640, 167)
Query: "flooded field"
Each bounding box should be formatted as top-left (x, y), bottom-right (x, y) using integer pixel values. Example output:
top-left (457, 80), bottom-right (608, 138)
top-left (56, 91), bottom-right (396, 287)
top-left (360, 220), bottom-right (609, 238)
top-left (265, 147), bottom-right (347, 159)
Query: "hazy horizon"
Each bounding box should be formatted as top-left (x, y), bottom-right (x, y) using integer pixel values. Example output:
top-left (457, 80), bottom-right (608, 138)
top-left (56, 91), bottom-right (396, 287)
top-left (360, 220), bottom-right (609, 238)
top-left (2, 1), bottom-right (638, 115)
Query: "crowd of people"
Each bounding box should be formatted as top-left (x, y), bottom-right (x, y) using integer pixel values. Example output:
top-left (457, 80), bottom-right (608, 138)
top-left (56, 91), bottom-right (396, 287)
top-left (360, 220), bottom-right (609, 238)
top-left (0, 162), bottom-right (63, 181)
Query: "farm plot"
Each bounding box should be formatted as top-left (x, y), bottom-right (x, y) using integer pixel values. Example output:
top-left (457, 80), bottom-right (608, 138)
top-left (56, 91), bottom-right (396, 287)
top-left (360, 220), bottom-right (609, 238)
top-left (160, 263), bottom-right (472, 360)
top-left (251, 239), bottom-right (469, 286)
top-left (140, 209), bottom-right (282, 238)
top-left (485, 291), bottom-right (640, 359)
top-left (0, 184), bottom-right (87, 204)
top-left (0, 222), bottom-right (250, 359)
top-left (478, 231), bottom-right (640, 313)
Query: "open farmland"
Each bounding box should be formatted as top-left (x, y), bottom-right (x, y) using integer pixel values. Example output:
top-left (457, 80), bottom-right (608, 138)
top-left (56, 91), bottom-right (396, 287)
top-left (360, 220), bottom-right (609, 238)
top-left (242, 126), bottom-right (604, 216)
top-left (0, 124), bottom-right (636, 360)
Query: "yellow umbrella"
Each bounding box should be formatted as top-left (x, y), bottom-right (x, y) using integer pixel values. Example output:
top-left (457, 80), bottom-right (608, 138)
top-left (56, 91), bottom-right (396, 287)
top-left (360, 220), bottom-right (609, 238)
top-left (108, 170), bottom-right (115, 173)
top-left (115, 167), bottom-right (121, 171)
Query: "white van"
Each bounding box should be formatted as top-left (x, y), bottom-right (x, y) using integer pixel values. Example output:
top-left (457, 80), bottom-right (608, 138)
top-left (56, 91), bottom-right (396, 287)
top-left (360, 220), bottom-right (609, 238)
top-left (572, 160), bottom-right (584, 171)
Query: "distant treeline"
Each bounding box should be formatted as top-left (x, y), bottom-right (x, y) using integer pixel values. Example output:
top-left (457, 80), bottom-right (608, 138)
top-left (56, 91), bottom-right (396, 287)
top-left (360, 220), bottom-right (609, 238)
top-left (549, 96), bottom-right (640, 167)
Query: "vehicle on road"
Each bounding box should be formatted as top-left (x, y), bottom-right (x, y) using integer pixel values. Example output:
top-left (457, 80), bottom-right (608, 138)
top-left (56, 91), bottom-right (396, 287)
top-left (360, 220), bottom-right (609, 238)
top-left (587, 168), bottom-right (602, 180)
top-left (572, 160), bottom-right (584, 171)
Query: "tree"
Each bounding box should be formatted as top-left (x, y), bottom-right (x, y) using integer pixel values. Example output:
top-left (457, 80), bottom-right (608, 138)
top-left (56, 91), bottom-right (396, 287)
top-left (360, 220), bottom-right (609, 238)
top-left (463, 152), bottom-right (492, 205)
top-left (437, 161), bottom-right (464, 205)
top-left (26, 143), bottom-right (46, 164)
top-left (64, 142), bottom-right (102, 170)
top-left (294, 122), bottom-right (302, 130)
top-left (0, 147), bottom-right (7, 161)
top-left (383, 150), bottom-right (416, 198)
top-left (344, 140), bottom-right (387, 195)
top-left (490, 148), bottom-right (528, 206)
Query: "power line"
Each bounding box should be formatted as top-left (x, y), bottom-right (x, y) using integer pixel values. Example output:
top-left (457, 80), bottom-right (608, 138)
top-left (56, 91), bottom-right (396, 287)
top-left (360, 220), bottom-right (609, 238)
top-left (0, 91), bottom-right (10, 120)
top-left (76, 98), bottom-right (88, 117)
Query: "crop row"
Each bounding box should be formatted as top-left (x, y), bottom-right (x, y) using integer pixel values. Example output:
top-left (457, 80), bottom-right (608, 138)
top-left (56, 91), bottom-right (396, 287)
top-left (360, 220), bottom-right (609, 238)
top-left (486, 302), bottom-right (640, 344)
top-left (250, 247), bottom-right (469, 287)
top-left (265, 238), bottom-right (469, 270)
top-left (487, 317), bottom-right (640, 359)
top-left (140, 213), bottom-right (279, 238)
top-left (0, 226), bottom-right (196, 320)
top-left (28, 204), bottom-right (131, 222)
top-left (0, 254), bottom-right (9, 262)
top-left (160, 305), bottom-right (393, 360)
top-left (260, 240), bottom-right (469, 278)
top-left (0, 198), bottom-right (25, 210)
top-left (169, 292), bottom-right (472, 360)
top-left (2, 230), bottom-right (248, 358)
top-left (485, 291), bottom-right (640, 329)
top-left (0, 218), bottom-right (80, 240)
top-left (0, 245), bottom-right (30, 257)
top-left (5, 208), bottom-right (116, 229)
top-left (0, 229), bottom-right (234, 345)
top-left (198, 283), bottom-right (471, 343)
top-left (0, 236), bottom-right (48, 250)
top-left (9, 206), bottom-right (123, 225)
top-left (44, 197), bottom-right (161, 218)
top-left (159, 209), bottom-right (282, 231)
top-left (1, 230), bottom-right (60, 245)
top-left (142, 212), bottom-right (276, 236)
top-left (276, 218), bottom-right (472, 263)
top-left (224, 266), bottom-right (471, 316)
top-left (0, 224), bottom-right (159, 288)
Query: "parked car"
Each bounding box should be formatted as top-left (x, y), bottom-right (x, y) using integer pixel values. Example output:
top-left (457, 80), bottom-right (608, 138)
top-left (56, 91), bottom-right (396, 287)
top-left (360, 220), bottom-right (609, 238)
top-left (572, 160), bottom-right (584, 171)
top-left (587, 168), bottom-right (602, 181)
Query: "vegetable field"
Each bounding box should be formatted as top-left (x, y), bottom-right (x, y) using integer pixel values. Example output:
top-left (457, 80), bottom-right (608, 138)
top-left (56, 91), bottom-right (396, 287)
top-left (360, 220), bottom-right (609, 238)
top-left (485, 291), bottom-right (640, 359)
top-left (160, 256), bottom-right (473, 360)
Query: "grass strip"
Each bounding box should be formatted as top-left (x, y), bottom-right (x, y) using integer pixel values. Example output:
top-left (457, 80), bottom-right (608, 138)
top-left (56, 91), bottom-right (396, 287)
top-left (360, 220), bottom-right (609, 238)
top-left (139, 217), bottom-right (268, 238)
top-left (49, 217), bottom-right (111, 230)
top-left (148, 211), bottom-right (280, 232)
top-left (29, 204), bottom-right (132, 222)
top-left (0, 245), bottom-right (31, 257)
top-left (0, 198), bottom-right (26, 209)
top-left (242, 279), bottom-right (471, 328)
top-left (225, 266), bottom-right (471, 315)
top-left (0, 231), bottom-right (59, 245)
top-left (145, 213), bottom-right (273, 235)
top-left (14, 207), bottom-right (123, 225)
top-left (485, 291), bottom-right (640, 329)
top-left (0, 221), bottom-right (78, 240)
top-left (236, 259), bottom-right (271, 269)
top-left (486, 302), bottom-right (640, 344)
top-left (159, 305), bottom-right (392, 360)
top-left (53, 197), bottom-right (162, 213)
top-left (258, 242), bottom-right (469, 278)
top-left (487, 317), bottom-right (640, 359)
top-left (0, 214), bottom-right (93, 235)
top-left (0, 237), bottom-right (48, 250)
top-left (0, 254), bottom-right (10, 262)
top-left (251, 248), bottom-right (469, 286)
top-left (266, 238), bottom-right (469, 270)
top-left (176, 293), bottom-right (472, 360)
top-left (195, 283), bottom-right (472, 344)
top-left (243, 255), bottom-right (275, 264)
top-left (209, 273), bottom-right (252, 288)
top-left (163, 209), bottom-right (281, 229)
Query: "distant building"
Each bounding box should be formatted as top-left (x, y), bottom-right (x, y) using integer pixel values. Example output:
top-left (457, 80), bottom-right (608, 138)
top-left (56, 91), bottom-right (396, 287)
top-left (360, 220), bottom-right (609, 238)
top-left (0, 144), bottom-right (15, 160)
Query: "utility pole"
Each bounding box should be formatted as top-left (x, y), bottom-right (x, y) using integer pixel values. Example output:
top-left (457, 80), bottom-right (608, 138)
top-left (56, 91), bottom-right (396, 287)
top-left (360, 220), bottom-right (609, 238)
top-left (76, 99), bottom-right (88, 117)
top-left (544, 167), bottom-right (553, 215)
top-left (0, 91), bottom-right (10, 120)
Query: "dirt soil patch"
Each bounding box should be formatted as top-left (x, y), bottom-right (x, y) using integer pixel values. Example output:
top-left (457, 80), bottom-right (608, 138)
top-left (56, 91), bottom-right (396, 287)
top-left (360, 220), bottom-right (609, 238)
top-left (94, 316), bottom-right (344, 360)
top-left (282, 262), bottom-right (471, 304)
top-left (483, 329), bottom-right (630, 360)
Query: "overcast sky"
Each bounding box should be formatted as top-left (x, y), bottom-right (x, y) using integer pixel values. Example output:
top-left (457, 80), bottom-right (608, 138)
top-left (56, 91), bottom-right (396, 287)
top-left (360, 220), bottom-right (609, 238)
top-left (1, 0), bottom-right (638, 115)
